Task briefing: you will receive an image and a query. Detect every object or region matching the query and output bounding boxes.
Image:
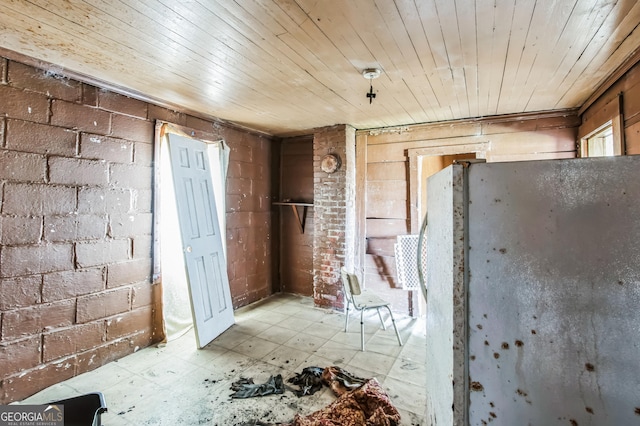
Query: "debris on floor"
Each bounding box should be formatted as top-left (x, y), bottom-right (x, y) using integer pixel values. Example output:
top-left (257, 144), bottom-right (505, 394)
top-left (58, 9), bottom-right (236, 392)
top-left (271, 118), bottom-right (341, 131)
top-left (289, 378), bottom-right (400, 426)
top-left (287, 367), bottom-right (324, 396)
top-left (238, 366), bottom-right (401, 426)
top-left (230, 375), bottom-right (285, 398)
top-left (321, 365), bottom-right (367, 396)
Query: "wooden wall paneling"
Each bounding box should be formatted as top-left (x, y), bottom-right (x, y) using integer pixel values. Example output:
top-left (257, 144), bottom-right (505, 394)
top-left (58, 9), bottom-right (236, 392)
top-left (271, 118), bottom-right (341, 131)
top-left (366, 162), bottom-right (406, 181)
top-left (355, 132), bottom-right (368, 278)
top-left (366, 218), bottom-right (409, 238)
top-left (579, 95), bottom-right (622, 139)
top-left (624, 120), bottom-right (640, 155)
top-left (578, 93), bottom-right (625, 156)
top-left (621, 68), bottom-right (640, 126)
top-left (364, 251), bottom-right (397, 280)
top-left (367, 135), bottom-right (488, 163)
top-left (365, 121), bottom-right (481, 145)
top-left (366, 180), bottom-right (407, 219)
top-left (487, 151), bottom-right (576, 163)
top-left (487, 128), bottom-right (577, 155)
top-left (279, 136), bottom-right (314, 296)
top-left (366, 236), bottom-right (396, 258)
top-left (282, 137), bottom-right (315, 155)
top-left (364, 259), bottom-right (397, 287)
top-left (281, 137), bottom-right (314, 202)
top-left (283, 268), bottom-right (314, 296)
top-left (364, 268), bottom-right (409, 315)
top-left (579, 20), bottom-right (640, 115)
top-left (279, 209), bottom-right (314, 294)
top-left (614, 94), bottom-right (626, 155)
top-left (481, 113), bottom-right (580, 134)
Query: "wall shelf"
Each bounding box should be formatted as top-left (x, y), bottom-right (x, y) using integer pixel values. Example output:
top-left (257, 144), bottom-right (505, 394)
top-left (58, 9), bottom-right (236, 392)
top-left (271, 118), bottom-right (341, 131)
top-left (273, 202), bottom-right (314, 233)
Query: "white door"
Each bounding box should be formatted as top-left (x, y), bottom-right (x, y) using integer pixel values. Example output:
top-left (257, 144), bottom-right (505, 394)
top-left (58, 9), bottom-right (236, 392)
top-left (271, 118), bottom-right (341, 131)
top-left (167, 134), bottom-right (234, 348)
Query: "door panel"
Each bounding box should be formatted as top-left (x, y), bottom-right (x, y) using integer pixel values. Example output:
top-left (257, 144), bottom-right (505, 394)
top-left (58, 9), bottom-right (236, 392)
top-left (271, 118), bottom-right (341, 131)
top-left (168, 134), bottom-right (234, 348)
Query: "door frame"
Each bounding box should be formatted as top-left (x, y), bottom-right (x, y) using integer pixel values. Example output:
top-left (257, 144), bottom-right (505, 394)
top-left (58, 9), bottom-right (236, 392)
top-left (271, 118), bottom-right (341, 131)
top-left (153, 121), bottom-right (230, 344)
top-left (408, 142), bottom-right (490, 234)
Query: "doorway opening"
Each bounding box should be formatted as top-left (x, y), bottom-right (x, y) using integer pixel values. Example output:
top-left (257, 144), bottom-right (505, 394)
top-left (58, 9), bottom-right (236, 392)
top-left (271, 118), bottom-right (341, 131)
top-left (407, 142), bottom-right (490, 315)
top-left (155, 122), bottom-right (233, 347)
top-left (408, 143), bottom-right (490, 234)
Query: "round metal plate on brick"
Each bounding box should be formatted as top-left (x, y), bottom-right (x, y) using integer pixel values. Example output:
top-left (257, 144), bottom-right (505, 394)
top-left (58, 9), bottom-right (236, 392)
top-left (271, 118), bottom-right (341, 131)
top-left (320, 153), bottom-right (341, 173)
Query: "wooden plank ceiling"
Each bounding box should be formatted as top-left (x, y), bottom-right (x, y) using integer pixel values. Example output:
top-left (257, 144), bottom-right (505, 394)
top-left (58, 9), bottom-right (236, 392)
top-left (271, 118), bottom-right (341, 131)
top-left (1, 0), bottom-right (640, 137)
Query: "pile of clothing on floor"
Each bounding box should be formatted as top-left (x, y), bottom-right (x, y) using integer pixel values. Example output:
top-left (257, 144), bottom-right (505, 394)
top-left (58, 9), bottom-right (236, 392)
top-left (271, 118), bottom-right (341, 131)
top-left (233, 366), bottom-right (400, 426)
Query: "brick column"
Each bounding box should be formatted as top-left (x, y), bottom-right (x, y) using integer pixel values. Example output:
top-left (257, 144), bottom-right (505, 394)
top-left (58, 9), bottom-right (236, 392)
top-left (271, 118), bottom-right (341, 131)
top-left (312, 124), bottom-right (356, 310)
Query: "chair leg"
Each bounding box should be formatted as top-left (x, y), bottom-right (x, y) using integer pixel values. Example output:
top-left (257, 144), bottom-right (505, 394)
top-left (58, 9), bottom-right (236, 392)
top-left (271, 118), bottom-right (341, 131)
top-left (360, 309), bottom-right (365, 351)
top-left (344, 300), bottom-right (351, 332)
top-left (376, 308), bottom-right (387, 330)
top-left (385, 306), bottom-right (403, 347)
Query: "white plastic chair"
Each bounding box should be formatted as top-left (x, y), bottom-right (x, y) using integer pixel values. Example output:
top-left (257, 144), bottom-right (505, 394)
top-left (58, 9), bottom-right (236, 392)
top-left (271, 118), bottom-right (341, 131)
top-left (340, 267), bottom-right (403, 351)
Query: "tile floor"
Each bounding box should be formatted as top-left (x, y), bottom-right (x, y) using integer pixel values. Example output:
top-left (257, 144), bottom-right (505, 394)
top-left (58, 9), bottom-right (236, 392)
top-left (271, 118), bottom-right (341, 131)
top-left (21, 294), bottom-right (427, 425)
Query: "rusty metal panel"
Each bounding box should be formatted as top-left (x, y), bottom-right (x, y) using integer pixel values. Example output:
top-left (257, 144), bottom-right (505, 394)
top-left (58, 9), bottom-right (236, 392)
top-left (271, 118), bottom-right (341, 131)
top-left (467, 156), bottom-right (640, 425)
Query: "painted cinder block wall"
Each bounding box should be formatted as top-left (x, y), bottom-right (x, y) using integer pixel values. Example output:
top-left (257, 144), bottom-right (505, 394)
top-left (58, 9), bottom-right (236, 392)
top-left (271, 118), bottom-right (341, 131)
top-left (0, 55), bottom-right (275, 403)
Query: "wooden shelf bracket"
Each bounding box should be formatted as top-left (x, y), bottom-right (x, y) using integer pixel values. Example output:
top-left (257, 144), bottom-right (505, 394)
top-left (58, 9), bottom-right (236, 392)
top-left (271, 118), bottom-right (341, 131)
top-left (273, 202), bottom-right (313, 233)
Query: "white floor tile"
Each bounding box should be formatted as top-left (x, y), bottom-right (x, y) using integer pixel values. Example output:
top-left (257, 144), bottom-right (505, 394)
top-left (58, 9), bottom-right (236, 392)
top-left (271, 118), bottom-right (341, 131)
top-left (15, 294), bottom-right (427, 426)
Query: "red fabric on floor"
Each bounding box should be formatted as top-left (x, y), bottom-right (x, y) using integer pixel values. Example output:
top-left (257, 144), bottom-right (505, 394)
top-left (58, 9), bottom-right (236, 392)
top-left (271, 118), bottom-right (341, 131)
top-left (289, 378), bottom-right (400, 426)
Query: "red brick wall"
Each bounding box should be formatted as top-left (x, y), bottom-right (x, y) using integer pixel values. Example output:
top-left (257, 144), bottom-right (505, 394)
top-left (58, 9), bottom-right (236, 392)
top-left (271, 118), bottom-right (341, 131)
top-left (312, 125), bottom-right (356, 310)
top-left (0, 55), bottom-right (275, 403)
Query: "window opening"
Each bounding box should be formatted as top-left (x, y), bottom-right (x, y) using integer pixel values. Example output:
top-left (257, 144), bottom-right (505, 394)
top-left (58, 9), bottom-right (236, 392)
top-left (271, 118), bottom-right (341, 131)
top-left (582, 122), bottom-right (614, 157)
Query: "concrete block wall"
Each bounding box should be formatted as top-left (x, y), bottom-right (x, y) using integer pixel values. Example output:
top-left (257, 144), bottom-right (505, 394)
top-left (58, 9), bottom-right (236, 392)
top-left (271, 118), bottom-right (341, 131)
top-left (203, 123), bottom-right (275, 308)
top-left (0, 55), bottom-right (275, 403)
top-left (0, 57), bottom-right (156, 403)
